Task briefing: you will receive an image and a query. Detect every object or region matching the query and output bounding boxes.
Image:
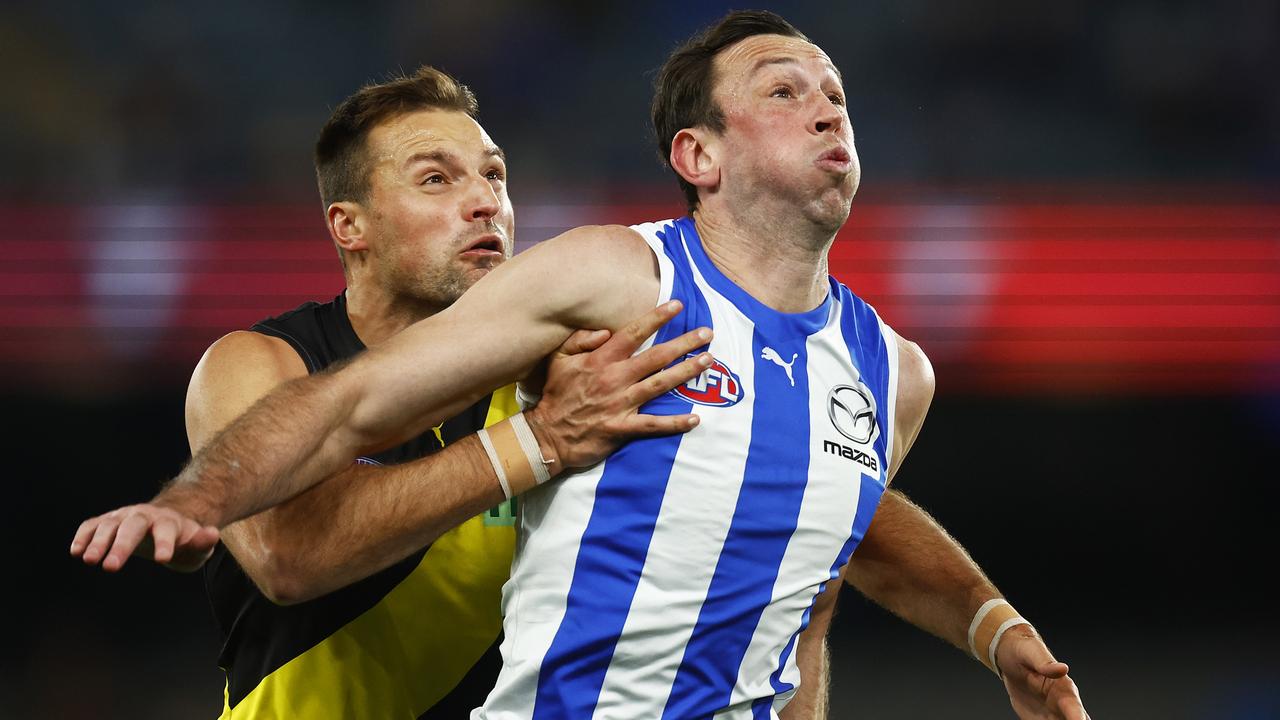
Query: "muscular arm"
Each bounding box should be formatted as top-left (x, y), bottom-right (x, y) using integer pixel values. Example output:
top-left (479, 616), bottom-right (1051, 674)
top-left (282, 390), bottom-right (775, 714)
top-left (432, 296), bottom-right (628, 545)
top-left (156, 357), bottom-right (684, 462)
top-left (72, 226), bottom-right (682, 574)
top-left (159, 225), bottom-right (658, 529)
top-left (190, 296), bottom-right (707, 604)
top-left (185, 330), bottom-right (509, 604)
top-left (842, 333), bottom-right (995, 648)
top-left (842, 333), bottom-right (1088, 719)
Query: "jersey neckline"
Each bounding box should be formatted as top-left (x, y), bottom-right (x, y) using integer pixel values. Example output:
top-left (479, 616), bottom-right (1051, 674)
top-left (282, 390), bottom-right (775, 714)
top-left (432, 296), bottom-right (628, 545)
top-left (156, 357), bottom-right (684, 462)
top-left (674, 216), bottom-right (833, 336)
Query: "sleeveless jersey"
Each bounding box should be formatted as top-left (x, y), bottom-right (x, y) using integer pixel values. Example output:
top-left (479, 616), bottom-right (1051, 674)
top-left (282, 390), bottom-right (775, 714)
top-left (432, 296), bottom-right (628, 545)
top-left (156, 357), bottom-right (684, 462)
top-left (476, 217), bottom-right (899, 719)
top-left (206, 291), bottom-right (521, 719)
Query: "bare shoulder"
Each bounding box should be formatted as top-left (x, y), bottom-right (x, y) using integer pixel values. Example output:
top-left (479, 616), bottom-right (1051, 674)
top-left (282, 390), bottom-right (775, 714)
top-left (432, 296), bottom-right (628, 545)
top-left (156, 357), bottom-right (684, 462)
top-left (893, 330), bottom-right (935, 421)
top-left (191, 330), bottom-right (306, 389)
top-left (186, 330), bottom-right (307, 450)
top-left (884, 327), bottom-right (935, 481)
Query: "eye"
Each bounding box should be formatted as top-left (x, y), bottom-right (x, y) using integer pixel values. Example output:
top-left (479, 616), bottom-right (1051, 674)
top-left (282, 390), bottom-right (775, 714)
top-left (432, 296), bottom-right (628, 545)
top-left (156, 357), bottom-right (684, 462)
top-left (770, 85), bottom-right (795, 99)
top-left (485, 168), bottom-right (506, 182)
top-left (827, 92), bottom-right (846, 107)
top-left (421, 173), bottom-right (445, 185)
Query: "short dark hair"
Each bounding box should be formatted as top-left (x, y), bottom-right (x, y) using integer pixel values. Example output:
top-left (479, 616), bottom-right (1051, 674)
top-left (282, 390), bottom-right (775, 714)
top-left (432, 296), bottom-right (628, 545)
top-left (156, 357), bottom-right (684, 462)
top-left (651, 10), bottom-right (810, 212)
top-left (314, 65), bottom-right (479, 209)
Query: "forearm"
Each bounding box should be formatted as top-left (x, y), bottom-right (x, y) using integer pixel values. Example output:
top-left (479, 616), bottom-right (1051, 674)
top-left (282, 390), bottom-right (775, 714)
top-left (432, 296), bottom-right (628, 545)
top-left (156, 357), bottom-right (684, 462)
top-left (235, 433), bottom-right (506, 603)
top-left (162, 369), bottom-right (365, 528)
top-left (780, 636), bottom-right (829, 720)
top-left (844, 489), bottom-right (998, 652)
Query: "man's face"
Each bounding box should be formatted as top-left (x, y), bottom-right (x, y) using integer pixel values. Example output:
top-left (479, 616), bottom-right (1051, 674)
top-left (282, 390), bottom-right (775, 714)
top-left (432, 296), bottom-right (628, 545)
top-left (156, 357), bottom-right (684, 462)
top-left (709, 34), bottom-right (859, 230)
top-left (361, 109), bottom-right (514, 308)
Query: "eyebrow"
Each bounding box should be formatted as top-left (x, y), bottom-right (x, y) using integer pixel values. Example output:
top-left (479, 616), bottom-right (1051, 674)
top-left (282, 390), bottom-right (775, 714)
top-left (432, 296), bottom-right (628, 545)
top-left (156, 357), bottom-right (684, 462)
top-left (751, 55), bottom-right (844, 82)
top-left (404, 146), bottom-right (506, 170)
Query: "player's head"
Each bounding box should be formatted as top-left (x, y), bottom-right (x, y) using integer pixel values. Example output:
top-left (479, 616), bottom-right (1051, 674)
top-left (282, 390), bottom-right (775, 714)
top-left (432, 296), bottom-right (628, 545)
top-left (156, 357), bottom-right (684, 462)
top-left (314, 66), bottom-right (514, 311)
top-left (653, 11), bottom-right (858, 232)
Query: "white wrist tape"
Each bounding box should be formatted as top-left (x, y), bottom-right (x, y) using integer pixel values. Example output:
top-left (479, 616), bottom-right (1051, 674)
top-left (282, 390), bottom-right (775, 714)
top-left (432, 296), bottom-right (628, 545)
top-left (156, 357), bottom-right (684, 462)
top-left (968, 598), bottom-right (1030, 676)
top-left (988, 616), bottom-right (1030, 677)
top-left (476, 428), bottom-right (513, 500)
top-left (508, 412), bottom-right (553, 486)
top-left (477, 412), bottom-right (556, 500)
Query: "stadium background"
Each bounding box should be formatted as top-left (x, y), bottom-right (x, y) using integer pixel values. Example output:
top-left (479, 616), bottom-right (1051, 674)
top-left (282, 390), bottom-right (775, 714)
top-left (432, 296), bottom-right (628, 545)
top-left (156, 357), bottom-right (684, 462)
top-left (5, 1), bottom-right (1278, 718)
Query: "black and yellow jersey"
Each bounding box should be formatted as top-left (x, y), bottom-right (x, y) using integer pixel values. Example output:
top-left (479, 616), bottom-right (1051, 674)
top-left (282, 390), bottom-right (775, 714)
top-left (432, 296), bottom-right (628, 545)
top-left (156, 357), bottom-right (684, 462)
top-left (205, 292), bottom-right (517, 718)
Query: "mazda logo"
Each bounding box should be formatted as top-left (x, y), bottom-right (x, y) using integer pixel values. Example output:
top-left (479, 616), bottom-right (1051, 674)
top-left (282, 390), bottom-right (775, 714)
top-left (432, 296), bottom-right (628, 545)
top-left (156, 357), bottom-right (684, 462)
top-left (828, 384), bottom-right (877, 445)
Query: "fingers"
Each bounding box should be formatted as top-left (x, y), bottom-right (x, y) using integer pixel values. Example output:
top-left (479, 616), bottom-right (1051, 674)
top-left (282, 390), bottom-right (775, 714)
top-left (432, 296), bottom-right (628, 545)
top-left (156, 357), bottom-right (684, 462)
top-left (70, 517), bottom-right (102, 558)
top-left (1040, 660), bottom-right (1069, 678)
top-left (150, 516), bottom-right (180, 565)
top-left (193, 525), bottom-right (221, 550)
top-left (605, 300), bottom-right (685, 359)
top-left (80, 515), bottom-right (122, 566)
top-left (557, 328), bottom-right (611, 356)
top-left (616, 412), bottom-right (701, 437)
top-left (628, 352), bottom-right (713, 406)
top-left (102, 512), bottom-right (154, 572)
top-left (628, 326), bottom-right (713, 379)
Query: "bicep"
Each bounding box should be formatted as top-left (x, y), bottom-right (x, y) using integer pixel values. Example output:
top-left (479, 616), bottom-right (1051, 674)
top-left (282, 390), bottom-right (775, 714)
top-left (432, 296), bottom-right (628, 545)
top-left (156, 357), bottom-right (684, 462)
top-left (344, 225), bottom-right (661, 449)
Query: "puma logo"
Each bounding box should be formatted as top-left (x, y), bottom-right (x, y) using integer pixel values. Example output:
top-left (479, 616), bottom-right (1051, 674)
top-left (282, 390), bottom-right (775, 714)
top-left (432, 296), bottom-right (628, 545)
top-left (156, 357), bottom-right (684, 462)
top-left (761, 347), bottom-right (798, 387)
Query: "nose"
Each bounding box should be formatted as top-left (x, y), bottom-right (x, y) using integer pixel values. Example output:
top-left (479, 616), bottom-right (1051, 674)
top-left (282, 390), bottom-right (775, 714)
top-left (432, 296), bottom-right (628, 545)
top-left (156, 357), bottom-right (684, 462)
top-left (811, 95), bottom-right (844, 136)
top-left (464, 176), bottom-right (501, 222)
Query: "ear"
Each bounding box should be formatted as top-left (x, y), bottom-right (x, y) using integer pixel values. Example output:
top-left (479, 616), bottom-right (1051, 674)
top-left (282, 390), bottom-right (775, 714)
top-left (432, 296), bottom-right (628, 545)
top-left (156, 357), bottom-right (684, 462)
top-left (327, 201), bottom-right (369, 255)
top-left (669, 127), bottom-right (720, 195)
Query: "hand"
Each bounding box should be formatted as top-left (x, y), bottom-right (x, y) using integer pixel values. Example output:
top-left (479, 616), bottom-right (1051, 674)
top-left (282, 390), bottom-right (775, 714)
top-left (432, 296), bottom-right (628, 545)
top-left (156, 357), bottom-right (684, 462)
top-left (527, 300), bottom-right (712, 469)
top-left (997, 627), bottom-right (1090, 720)
top-left (70, 502), bottom-right (220, 573)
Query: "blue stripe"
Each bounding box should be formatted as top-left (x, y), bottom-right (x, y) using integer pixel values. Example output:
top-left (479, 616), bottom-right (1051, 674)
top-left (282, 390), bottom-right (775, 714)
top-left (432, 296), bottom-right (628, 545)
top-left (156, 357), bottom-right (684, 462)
top-left (661, 329), bottom-right (813, 719)
top-left (766, 471), bottom-right (884, 698)
top-left (532, 222), bottom-right (711, 718)
top-left (751, 695), bottom-right (775, 719)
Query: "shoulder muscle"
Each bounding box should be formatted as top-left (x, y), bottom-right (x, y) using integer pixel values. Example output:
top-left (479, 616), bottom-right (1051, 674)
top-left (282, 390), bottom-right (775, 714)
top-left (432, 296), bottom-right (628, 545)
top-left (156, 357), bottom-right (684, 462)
top-left (887, 328), bottom-right (935, 482)
top-left (185, 330), bottom-right (308, 452)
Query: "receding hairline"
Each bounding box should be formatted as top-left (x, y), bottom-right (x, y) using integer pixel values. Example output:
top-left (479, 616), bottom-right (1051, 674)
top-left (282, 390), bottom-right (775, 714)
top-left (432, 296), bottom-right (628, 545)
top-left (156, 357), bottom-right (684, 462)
top-left (361, 108), bottom-right (505, 168)
top-left (713, 34), bottom-right (843, 87)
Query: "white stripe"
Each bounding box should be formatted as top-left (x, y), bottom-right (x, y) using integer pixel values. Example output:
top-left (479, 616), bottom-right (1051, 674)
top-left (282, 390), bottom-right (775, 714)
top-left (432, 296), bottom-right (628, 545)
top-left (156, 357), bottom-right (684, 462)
top-left (727, 304), bottom-right (863, 710)
top-left (592, 232), bottom-right (758, 716)
top-left (474, 224), bottom-right (679, 719)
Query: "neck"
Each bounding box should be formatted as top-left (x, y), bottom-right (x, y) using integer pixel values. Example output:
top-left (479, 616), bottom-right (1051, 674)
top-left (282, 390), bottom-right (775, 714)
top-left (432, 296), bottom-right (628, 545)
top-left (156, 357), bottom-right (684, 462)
top-left (691, 203), bottom-right (833, 314)
top-left (344, 279), bottom-right (440, 347)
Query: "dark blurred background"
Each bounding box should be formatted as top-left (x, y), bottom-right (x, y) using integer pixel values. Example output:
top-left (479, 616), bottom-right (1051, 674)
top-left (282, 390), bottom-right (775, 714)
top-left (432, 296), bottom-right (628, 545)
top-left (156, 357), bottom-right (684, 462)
top-left (5, 1), bottom-right (1278, 718)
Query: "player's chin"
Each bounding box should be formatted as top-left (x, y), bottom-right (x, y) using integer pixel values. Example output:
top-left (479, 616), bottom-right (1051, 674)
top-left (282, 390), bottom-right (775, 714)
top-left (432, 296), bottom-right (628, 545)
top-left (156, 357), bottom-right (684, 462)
top-left (806, 191), bottom-right (853, 229)
top-left (457, 260), bottom-right (502, 289)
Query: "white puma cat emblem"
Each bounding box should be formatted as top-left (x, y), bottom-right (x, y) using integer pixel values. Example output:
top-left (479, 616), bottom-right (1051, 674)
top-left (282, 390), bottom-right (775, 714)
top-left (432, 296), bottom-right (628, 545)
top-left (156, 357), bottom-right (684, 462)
top-left (761, 346), bottom-right (798, 387)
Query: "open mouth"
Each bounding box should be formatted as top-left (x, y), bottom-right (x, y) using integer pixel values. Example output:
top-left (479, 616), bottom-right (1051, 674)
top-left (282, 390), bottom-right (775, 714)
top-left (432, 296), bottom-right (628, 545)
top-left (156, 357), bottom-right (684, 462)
top-left (461, 235), bottom-right (505, 255)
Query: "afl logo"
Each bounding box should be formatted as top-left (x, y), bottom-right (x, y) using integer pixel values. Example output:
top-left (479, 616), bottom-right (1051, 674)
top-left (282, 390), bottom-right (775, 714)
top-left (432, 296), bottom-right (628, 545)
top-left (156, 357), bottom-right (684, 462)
top-left (828, 384), bottom-right (878, 445)
top-left (671, 356), bottom-right (744, 407)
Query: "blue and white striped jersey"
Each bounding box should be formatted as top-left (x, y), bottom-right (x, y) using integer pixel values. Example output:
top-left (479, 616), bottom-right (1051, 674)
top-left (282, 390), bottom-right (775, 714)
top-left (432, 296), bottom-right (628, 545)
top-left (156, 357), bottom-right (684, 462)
top-left (475, 217), bottom-right (899, 720)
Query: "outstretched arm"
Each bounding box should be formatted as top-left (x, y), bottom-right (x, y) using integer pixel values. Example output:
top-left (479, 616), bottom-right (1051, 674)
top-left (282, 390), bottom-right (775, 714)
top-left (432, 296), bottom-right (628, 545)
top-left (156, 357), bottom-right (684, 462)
top-left (212, 304), bottom-right (710, 603)
top-left (842, 333), bottom-right (1089, 719)
top-left (70, 226), bottom-right (665, 569)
